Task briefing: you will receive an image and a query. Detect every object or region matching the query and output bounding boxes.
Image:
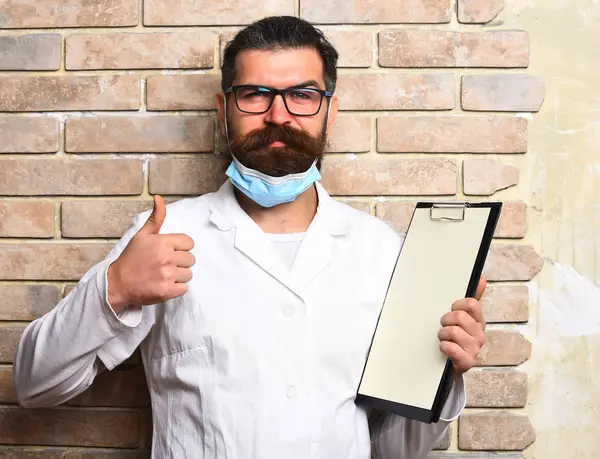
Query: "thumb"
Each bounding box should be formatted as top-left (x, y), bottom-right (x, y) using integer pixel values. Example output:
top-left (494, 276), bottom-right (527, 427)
top-left (140, 195), bottom-right (166, 235)
top-left (474, 276), bottom-right (487, 301)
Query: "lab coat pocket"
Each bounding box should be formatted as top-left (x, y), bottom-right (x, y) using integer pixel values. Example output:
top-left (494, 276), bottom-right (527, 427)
top-left (150, 292), bottom-right (211, 361)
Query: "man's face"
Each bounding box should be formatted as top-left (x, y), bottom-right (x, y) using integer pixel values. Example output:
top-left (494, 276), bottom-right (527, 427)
top-left (217, 48), bottom-right (338, 177)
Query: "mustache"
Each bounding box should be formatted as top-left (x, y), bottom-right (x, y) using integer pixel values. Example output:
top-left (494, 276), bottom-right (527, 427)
top-left (227, 124), bottom-right (327, 177)
top-left (229, 124), bottom-right (325, 154)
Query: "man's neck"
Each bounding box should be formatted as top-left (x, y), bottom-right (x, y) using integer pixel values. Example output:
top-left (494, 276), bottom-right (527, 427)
top-left (233, 185), bottom-right (318, 234)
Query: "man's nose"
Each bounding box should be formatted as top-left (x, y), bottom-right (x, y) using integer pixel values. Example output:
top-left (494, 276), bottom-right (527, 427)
top-left (264, 94), bottom-right (293, 125)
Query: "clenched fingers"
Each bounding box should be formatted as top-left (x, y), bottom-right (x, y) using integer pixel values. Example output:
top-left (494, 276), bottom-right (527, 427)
top-left (173, 251), bottom-right (196, 268)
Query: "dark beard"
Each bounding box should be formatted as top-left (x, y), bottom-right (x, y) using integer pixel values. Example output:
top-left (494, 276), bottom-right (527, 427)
top-left (228, 123), bottom-right (328, 177)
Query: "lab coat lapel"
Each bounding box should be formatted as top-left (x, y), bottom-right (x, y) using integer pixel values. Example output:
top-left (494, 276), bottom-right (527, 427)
top-left (208, 180), bottom-right (299, 295)
top-left (208, 180), bottom-right (350, 294)
top-left (290, 182), bottom-right (350, 287)
top-left (233, 218), bottom-right (296, 290)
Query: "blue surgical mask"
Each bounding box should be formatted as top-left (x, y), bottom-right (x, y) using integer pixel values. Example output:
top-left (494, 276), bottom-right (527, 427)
top-left (225, 156), bottom-right (322, 208)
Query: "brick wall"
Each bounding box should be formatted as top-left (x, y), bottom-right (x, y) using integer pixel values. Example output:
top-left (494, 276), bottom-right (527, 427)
top-left (0, 0), bottom-right (544, 457)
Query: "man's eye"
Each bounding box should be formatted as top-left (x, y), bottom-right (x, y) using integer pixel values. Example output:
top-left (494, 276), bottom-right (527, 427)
top-left (289, 90), bottom-right (311, 100)
top-left (240, 88), bottom-right (271, 98)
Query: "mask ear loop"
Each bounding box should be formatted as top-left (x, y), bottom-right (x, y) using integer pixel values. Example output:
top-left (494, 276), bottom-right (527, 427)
top-left (223, 96), bottom-right (231, 150)
top-left (324, 98), bottom-right (332, 134)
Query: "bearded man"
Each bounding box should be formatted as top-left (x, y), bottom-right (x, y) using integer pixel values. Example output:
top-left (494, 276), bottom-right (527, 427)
top-left (13, 15), bottom-right (487, 459)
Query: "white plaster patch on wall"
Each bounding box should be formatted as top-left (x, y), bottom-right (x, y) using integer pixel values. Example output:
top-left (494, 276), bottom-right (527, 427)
top-left (523, 261), bottom-right (600, 451)
top-left (586, 163), bottom-right (600, 174)
top-left (536, 261), bottom-right (600, 337)
top-left (517, 112), bottom-right (535, 120)
top-left (557, 128), bottom-right (585, 135)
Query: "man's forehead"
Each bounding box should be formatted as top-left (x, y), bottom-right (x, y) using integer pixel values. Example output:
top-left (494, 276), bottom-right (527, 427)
top-left (233, 48), bottom-right (326, 88)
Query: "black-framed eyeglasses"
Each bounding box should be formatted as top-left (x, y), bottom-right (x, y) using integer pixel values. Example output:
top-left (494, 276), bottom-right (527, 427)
top-left (224, 84), bottom-right (334, 116)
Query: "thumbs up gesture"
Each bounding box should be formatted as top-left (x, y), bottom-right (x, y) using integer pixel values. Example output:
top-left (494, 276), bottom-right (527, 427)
top-left (107, 195), bottom-right (196, 313)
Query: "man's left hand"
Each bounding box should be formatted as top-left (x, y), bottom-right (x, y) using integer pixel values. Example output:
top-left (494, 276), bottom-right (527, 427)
top-left (438, 277), bottom-right (487, 375)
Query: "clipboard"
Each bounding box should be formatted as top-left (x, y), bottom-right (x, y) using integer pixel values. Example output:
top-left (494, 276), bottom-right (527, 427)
top-left (356, 201), bottom-right (502, 424)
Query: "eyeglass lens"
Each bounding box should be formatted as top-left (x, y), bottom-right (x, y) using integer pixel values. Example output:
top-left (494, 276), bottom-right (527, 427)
top-left (235, 86), bottom-right (323, 115)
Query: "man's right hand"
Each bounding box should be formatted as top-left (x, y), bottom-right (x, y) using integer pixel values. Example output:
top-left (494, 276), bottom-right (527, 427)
top-left (107, 195), bottom-right (195, 314)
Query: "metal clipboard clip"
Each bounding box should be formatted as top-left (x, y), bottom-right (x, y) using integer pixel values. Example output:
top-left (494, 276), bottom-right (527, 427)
top-left (430, 203), bottom-right (466, 222)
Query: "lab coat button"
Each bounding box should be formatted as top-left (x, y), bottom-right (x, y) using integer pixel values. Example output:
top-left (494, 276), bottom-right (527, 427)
top-left (283, 306), bottom-right (294, 317)
top-left (286, 385), bottom-right (298, 399)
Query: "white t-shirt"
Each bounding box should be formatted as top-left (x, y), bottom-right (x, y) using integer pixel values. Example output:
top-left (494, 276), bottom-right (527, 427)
top-left (267, 232), bottom-right (305, 271)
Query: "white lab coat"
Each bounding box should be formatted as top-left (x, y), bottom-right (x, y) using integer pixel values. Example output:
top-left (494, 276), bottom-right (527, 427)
top-left (13, 179), bottom-right (465, 459)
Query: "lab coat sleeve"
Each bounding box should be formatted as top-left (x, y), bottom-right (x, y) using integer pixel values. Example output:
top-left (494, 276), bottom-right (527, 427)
top-left (370, 372), bottom-right (466, 459)
top-left (12, 214), bottom-right (154, 408)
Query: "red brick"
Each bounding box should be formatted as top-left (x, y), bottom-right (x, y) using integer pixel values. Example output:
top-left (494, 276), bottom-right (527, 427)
top-left (301, 0), bottom-right (452, 23)
top-left (375, 201), bottom-right (415, 235)
top-left (0, 159), bottom-right (143, 196)
top-left (0, 35), bottom-right (61, 70)
top-left (321, 157), bottom-right (457, 195)
top-left (149, 157), bottom-right (229, 195)
top-left (0, 367), bottom-right (17, 404)
top-left (321, 29), bottom-right (373, 67)
top-left (379, 30), bottom-right (528, 68)
top-left (459, 412), bottom-right (535, 450)
top-left (0, 447), bottom-right (65, 458)
top-left (66, 31), bottom-right (215, 70)
top-left (0, 201), bottom-right (55, 238)
top-left (146, 75), bottom-right (221, 111)
top-left (336, 74), bottom-right (455, 110)
top-left (329, 115), bottom-right (371, 153)
top-left (0, 284), bottom-right (59, 320)
top-left (63, 285), bottom-right (76, 298)
top-left (429, 454), bottom-right (524, 459)
top-left (0, 243), bottom-right (113, 281)
top-left (462, 75), bottom-right (545, 112)
top-left (377, 116), bottom-right (527, 153)
top-left (0, 407), bottom-right (139, 447)
top-left (139, 409), bottom-right (153, 450)
top-left (465, 370), bottom-right (527, 407)
top-left (480, 284), bottom-right (529, 323)
top-left (475, 330), bottom-right (531, 366)
top-left (463, 158), bottom-right (519, 196)
top-left (484, 244), bottom-right (544, 281)
top-left (0, 450), bottom-right (149, 459)
top-left (219, 31), bottom-right (239, 67)
top-left (0, 117), bottom-right (60, 154)
top-left (68, 369), bottom-right (150, 408)
top-left (0, 325), bottom-right (24, 364)
top-left (65, 450), bottom-right (150, 458)
top-left (0, 0), bottom-right (138, 28)
top-left (0, 76), bottom-right (140, 112)
top-left (496, 201), bottom-right (527, 238)
top-left (458, 0), bottom-right (505, 23)
top-left (66, 116), bottom-right (214, 153)
top-left (144, 0), bottom-right (294, 25)
top-left (61, 200), bottom-right (152, 238)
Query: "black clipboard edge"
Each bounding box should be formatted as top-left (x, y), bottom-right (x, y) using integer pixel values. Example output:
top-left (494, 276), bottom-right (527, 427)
top-left (356, 201), bottom-right (502, 424)
top-left (428, 201), bottom-right (502, 422)
top-left (355, 393), bottom-right (436, 424)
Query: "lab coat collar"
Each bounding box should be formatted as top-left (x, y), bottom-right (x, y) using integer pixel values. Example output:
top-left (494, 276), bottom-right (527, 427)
top-left (208, 179), bottom-right (351, 295)
top-left (208, 179), bottom-right (351, 236)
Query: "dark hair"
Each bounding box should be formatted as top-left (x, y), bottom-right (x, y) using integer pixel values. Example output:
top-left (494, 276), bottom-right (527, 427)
top-left (221, 16), bottom-right (339, 93)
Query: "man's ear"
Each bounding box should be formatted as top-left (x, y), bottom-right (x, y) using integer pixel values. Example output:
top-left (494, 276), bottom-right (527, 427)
top-left (216, 93), bottom-right (226, 136)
